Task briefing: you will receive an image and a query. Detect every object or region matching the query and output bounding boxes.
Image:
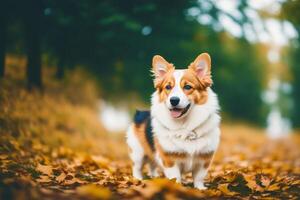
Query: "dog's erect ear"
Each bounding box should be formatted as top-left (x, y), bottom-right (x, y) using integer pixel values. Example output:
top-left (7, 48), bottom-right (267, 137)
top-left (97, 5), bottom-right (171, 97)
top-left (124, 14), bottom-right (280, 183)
top-left (189, 53), bottom-right (212, 87)
top-left (190, 53), bottom-right (211, 78)
top-left (152, 55), bottom-right (173, 78)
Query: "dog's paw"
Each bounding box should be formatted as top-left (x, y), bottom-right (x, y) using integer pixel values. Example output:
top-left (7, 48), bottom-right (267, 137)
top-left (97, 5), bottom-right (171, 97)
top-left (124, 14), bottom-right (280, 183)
top-left (133, 172), bottom-right (143, 180)
top-left (148, 169), bottom-right (160, 178)
top-left (194, 182), bottom-right (207, 190)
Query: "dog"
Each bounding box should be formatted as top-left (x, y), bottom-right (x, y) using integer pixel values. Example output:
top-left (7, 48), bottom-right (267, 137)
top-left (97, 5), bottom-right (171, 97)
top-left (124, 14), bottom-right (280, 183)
top-left (126, 53), bottom-right (221, 189)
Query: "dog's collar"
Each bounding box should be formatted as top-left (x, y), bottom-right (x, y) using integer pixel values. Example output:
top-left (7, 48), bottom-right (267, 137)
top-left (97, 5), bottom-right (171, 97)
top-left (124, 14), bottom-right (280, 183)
top-left (179, 130), bottom-right (199, 140)
top-left (155, 114), bottom-right (213, 141)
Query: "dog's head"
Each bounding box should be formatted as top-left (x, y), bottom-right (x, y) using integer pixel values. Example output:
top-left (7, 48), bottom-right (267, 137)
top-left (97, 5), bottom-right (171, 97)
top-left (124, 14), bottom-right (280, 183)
top-left (151, 53), bottom-right (212, 119)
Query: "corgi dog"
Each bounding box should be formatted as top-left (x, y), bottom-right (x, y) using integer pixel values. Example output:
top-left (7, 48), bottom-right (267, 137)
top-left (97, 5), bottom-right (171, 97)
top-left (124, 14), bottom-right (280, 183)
top-left (126, 53), bottom-right (221, 189)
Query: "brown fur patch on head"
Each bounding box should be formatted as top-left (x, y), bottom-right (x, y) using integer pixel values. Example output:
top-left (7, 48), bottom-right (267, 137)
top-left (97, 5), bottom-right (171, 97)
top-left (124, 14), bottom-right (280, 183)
top-left (152, 55), bottom-right (175, 102)
top-left (181, 68), bottom-right (209, 105)
top-left (151, 53), bottom-right (213, 104)
top-left (181, 53), bottom-right (213, 105)
top-left (156, 70), bottom-right (175, 102)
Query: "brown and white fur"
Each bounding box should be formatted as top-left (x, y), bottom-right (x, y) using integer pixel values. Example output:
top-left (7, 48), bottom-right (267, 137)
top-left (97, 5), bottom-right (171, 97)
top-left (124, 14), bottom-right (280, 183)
top-left (126, 53), bottom-right (221, 189)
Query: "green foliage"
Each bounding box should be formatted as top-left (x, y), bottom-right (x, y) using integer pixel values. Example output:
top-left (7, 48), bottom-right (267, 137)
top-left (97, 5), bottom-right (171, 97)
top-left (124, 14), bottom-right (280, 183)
top-left (212, 38), bottom-right (265, 124)
top-left (286, 48), bottom-right (300, 127)
top-left (282, 0), bottom-right (300, 127)
top-left (3, 0), bottom-right (267, 124)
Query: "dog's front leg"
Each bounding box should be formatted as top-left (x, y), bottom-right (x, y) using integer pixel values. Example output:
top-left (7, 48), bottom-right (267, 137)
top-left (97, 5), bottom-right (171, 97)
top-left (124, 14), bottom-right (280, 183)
top-left (192, 154), bottom-right (213, 189)
top-left (163, 164), bottom-right (181, 183)
top-left (192, 152), bottom-right (214, 189)
top-left (192, 163), bottom-right (208, 189)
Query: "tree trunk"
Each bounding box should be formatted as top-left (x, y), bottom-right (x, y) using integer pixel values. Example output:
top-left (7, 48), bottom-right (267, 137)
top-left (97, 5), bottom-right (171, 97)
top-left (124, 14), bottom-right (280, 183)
top-left (25, 1), bottom-right (43, 89)
top-left (55, 32), bottom-right (68, 80)
top-left (0, 8), bottom-right (6, 78)
top-left (26, 27), bottom-right (42, 89)
top-left (56, 47), bottom-right (66, 79)
top-left (56, 61), bottom-right (65, 79)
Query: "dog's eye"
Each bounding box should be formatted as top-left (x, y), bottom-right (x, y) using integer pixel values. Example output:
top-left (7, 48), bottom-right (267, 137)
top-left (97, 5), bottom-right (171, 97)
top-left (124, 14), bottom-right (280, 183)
top-left (165, 85), bottom-right (172, 90)
top-left (184, 85), bottom-right (192, 90)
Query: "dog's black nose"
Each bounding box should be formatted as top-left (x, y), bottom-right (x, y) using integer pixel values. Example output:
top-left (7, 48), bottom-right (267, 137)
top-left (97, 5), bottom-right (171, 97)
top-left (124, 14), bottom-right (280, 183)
top-left (170, 97), bottom-right (180, 106)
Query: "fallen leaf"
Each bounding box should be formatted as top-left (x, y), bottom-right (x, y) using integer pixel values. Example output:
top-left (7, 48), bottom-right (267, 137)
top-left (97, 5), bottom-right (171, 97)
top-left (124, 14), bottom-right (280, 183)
top-left (77, 184), bottom-right (111, 199)
top-left (37, 175), bottom-right (51, 183)
top-left (63, 177), bottom-right (86, 185)
top-left (36, 164), bottom-right (53, 176)
top-left (267, 183), bottom-right (280, 191)
top-left (0, 155), bottom-right (8, 160)
top-left (91, 155), bottom-right (110, 167)
top-left (261, 176), bottom-right (271, 188)
top-left (218, 184), bottom-right (239, 196)
top-left (244, 174), bottom-right (263, 192)
top-left (56, 172), bottom-right (67, 183)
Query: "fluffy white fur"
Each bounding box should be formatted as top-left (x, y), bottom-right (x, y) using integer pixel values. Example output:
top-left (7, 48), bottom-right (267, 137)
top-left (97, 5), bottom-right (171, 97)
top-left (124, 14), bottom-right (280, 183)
top-left (127, 68), bottom-right (221, 190)
top-left (165, 70), bottom-right (190, 109)
top-left (151, 86), bottom-right (220, 189)
top-left (151, 88), bottom-right (220, 155)
top-left (126, 125), bottom-right (145, 180)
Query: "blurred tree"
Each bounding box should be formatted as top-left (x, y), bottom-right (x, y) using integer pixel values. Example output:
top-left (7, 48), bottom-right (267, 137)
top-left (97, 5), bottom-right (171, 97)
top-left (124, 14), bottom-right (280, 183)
top-left (24, 0), bottom-right (44, 89)
top-left (0, 2), bottom-right (8, 78)
top-left (3, 0), bottom-right (267, 124)
top-left (1, 0), bottom-right (44, 88)
top-left (0, 20), bottom-right (5, 78)
top-left (187, 27), bottom-right (265, 124)
top-left (282, 0), bottom-right (300, 127)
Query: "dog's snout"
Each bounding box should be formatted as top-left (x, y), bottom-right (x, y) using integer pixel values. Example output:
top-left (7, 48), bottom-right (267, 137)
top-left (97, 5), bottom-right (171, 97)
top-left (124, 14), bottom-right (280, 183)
top-left (170, 97), bottom-right (180, 106)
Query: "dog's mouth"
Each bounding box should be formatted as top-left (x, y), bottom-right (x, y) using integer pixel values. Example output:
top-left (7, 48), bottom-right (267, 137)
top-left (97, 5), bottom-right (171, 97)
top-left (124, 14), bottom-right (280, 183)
top-left (169, 104), bottom-right (191, 118)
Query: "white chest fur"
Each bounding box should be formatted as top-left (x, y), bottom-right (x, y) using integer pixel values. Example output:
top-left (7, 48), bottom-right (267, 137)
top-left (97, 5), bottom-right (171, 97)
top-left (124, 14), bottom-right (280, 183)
top-left (151, 88), bottom-right (221, 155)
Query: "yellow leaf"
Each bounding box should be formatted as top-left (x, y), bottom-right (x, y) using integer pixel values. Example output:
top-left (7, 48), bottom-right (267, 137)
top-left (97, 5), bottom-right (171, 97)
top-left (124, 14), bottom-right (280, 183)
top-left (267, 183), bottom-right (280, 191)
top-left (261, 176), bottom-right (271, 188)
top-left (133, 178), bottom-right (182, 199)
top-left (37, 175), bottom-right (51, 183)
top-left (0, 155), bottom-right (8, 160)
top-left (56, 172), bottom-right (66, 183)
top-left (244, 174), bottom-right (263, 192)
top-left (291, 179), bottom-right (300, 185)
top-left (77, 184), bottom-right (111, 199)
top-left (91, 155), bottom-right (110, 167)
top-left (217, 184), bottom-right (238, 196)
top-left (36, 164), bottom-right (53, 176)
top-left (63, 177), bottom-right (86, 185)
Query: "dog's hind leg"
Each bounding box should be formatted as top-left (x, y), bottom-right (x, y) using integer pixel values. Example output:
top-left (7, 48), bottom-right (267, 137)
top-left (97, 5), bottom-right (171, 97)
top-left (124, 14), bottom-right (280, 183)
top-left (132, 153), bottom-right (145, 180)
top-left (127, 125), bottom-right (145, 180)
top-left (148, 161), bottom-right (159, 178)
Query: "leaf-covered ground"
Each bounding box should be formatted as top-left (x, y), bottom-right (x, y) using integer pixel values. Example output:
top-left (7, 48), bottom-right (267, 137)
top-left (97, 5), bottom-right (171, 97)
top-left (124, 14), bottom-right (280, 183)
top-left (1, 60), bottom-right (300, 200)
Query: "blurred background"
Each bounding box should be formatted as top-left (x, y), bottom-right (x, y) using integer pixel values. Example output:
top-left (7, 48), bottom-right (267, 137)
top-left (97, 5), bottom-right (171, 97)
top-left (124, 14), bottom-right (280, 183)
top-left (1, 0), bottom-right (300, 136)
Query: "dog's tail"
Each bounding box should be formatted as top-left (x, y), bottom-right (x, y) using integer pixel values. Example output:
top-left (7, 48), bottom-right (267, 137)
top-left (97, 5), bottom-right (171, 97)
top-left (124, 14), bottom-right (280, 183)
top-left (133, 110), bottom-right (151, 125)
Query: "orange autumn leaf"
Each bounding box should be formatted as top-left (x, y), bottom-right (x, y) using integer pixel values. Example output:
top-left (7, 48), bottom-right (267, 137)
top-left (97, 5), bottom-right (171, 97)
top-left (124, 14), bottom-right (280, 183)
top-left (36, 164), bottom-right (53, 176)
top-left (243, 174), bottom-right (264, 192)
top-left (267, 183), bottom-right (280, 191)
top-left (261, 176), bottom-right (271, 188)
top-left (217, 184), bottom-right (239, 196)
top-left (37, 175), bottom-right (52, 183)
top-left (77, 184), bottom-right (111, 199)
top-left (56, 172), bottom-right (67, 183)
